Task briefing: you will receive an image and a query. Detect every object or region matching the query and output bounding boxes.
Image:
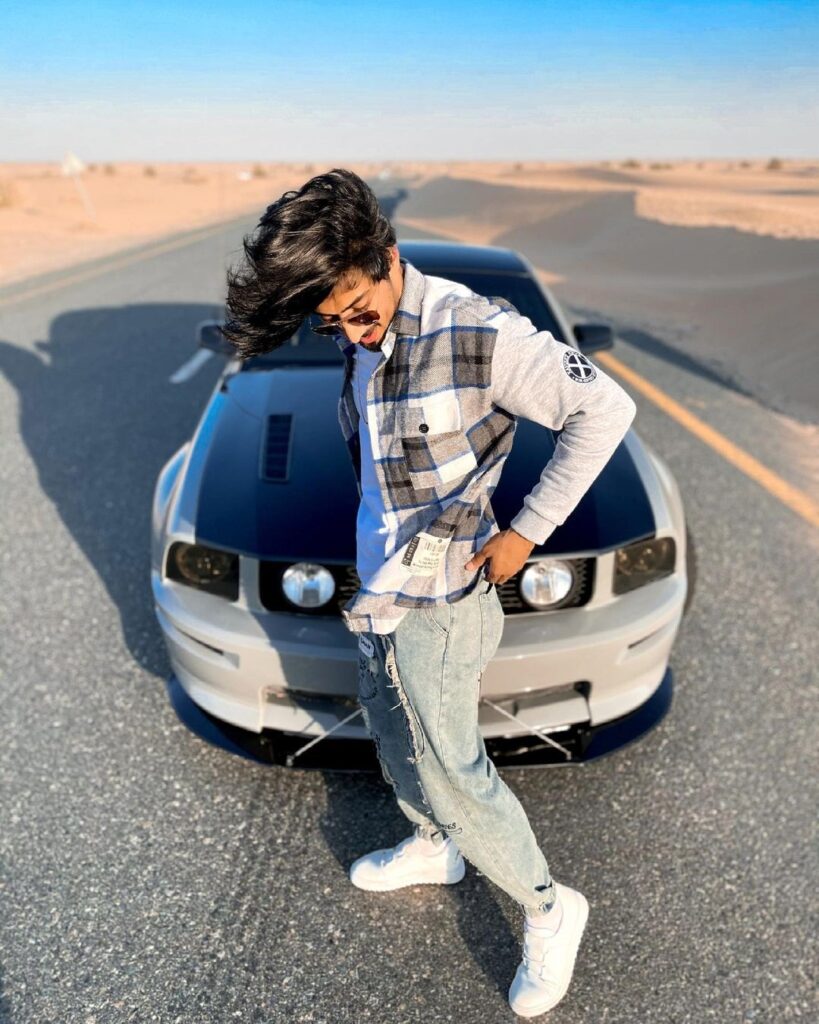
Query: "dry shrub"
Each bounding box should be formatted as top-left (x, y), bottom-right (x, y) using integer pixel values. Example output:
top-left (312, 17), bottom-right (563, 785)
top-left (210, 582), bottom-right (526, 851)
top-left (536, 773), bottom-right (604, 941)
top-left (251, 163), bottom-right (268, 178)
top-left (182, 166), bottom-right (207, 184)
top-left (0, 180), bottom-right (20, 208)
top-left (144, 164), bottom-right (157, 177)
top-left (766, 157), bottom-right (783, 171)
top-left (103, 163), bottom-right (116, 175)
top-left (621, 159), bottom-right (642, 168)
top-left (649, 162), bottom-right (673, 170)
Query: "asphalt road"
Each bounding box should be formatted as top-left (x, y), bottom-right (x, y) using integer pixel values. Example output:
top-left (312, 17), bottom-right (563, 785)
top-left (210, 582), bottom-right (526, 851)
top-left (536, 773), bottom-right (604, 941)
top-left (0, 203), bottom-right (816, 1024)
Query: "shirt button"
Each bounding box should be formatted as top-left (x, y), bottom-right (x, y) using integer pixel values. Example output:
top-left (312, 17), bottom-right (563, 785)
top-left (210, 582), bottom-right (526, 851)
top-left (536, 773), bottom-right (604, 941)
top-left (419, 422), bottom-right (429, 433)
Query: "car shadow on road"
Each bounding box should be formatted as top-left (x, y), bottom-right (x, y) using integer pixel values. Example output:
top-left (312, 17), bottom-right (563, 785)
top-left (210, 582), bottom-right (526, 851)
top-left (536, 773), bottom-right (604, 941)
top-left (0, 302), bottom-right (226, 684)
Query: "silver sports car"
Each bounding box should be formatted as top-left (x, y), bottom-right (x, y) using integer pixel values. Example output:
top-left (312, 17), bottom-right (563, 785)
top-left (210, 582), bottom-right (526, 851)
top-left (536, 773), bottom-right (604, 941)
top-left (152, 240), bottom-right (692, 769)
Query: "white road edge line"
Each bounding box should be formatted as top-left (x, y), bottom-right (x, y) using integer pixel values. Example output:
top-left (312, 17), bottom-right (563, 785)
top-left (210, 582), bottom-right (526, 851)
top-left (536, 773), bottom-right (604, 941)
top-left (169, 349), bottom-right (214, 383)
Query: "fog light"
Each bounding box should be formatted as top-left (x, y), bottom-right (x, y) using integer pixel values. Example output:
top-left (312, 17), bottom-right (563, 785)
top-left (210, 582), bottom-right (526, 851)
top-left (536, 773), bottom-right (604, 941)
top-left (520, 561), bottom-right (575, 609)
top-left (282, 563), bottom-right (336, 608)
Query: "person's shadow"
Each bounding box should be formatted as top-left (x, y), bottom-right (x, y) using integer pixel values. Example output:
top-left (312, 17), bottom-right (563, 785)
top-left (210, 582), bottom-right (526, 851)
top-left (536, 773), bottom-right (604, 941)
top-left (0, 298), bottom-right (520, 997)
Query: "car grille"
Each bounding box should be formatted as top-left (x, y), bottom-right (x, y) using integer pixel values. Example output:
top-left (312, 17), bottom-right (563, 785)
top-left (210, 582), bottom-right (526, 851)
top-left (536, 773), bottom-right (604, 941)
top-left (258, 559), bottom-right (594, 616)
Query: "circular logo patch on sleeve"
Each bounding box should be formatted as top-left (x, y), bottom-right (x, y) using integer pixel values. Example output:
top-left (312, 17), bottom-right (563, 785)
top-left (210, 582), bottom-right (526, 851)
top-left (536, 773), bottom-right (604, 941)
top-left (563, 350), bottom-right (597, 383)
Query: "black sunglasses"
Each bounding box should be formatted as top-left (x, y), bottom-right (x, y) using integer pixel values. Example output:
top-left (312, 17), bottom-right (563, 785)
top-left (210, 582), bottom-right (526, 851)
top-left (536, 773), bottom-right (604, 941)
top-left (310, 309), bottom-right (380, 337)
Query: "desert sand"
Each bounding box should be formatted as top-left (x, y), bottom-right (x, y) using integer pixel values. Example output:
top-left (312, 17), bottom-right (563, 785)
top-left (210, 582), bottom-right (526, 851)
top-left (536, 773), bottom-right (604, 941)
top-left (2, 158), bottom-right (818, 291)
top-left (0, 161), bottom-right (333, 288)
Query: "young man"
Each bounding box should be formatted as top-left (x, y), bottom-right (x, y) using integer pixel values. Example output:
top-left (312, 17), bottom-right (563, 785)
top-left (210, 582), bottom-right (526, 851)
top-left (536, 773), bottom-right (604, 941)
top-left (223, 168), bottom-right (637, 1017)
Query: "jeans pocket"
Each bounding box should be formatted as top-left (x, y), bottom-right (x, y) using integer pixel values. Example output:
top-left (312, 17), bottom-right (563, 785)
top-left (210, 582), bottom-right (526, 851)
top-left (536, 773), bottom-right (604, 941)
top-left (421, 601), bottom-right (452, 639)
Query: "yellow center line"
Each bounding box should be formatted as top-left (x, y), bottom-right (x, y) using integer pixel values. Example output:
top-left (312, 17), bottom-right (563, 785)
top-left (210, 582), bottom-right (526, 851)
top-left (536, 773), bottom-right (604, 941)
top-left (597, 350), bottom-right (819, 529)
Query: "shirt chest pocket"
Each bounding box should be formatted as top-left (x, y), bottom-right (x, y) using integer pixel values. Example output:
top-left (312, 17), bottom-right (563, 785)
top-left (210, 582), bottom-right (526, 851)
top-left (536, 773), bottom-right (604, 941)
top-left (395, 391), bottom-right (478, 491)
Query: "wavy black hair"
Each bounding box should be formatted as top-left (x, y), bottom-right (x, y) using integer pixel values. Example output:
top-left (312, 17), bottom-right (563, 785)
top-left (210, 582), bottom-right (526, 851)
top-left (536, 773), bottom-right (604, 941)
top-left (221, 167), bottom-right (397, 359)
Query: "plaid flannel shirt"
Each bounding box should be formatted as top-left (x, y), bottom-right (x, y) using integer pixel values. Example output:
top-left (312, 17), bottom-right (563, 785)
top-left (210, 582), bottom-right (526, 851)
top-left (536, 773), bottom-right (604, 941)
top-left (334, 257), bottom-right (637, 635)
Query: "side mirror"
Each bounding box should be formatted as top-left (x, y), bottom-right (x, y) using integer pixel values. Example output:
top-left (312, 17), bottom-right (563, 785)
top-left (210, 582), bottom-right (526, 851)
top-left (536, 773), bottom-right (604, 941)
top-left (572, 323), bottom-right (614, 354)
top-left (196, 319), bottom-right (236, 357)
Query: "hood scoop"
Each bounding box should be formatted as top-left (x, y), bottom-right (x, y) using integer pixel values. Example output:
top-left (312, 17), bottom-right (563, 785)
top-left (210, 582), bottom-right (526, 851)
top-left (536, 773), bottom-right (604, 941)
top-left (262, 414), bottom-right (293, 482)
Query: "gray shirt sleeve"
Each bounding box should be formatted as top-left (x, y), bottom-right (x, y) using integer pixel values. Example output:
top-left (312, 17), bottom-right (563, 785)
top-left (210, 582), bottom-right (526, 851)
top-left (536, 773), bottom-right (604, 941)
top-left (488, 304), bottom-right (637, 545)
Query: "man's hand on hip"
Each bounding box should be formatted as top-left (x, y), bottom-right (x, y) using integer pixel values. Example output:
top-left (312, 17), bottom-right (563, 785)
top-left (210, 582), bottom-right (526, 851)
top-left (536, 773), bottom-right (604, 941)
top-left (464, 528), bottom-right (536, 585)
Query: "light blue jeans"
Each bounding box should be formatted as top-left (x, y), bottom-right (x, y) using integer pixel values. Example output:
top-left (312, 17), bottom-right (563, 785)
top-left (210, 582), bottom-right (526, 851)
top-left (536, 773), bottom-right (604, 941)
top-left (356, 577), bottom-right (557, 916)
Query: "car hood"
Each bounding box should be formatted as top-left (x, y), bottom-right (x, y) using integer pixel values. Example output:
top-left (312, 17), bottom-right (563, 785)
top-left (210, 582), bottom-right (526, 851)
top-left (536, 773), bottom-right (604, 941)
top-left (184, 366), bottom-right (655, 562)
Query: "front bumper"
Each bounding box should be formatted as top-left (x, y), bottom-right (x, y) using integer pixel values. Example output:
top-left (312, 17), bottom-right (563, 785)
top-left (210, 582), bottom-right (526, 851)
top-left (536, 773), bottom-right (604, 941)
top-left (165, 665), bottom-right (673, 769)
top-left (153, 557), bottom-right (684, 753)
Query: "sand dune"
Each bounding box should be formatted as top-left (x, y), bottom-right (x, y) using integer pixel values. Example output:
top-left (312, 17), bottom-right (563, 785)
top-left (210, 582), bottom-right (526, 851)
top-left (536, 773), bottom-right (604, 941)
top-left (394, 173), bottom-right (819, 426)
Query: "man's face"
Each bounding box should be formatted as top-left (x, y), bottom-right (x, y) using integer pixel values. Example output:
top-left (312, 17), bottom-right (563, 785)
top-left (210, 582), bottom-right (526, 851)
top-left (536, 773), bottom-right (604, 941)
top-left (313, 245), bottom-right (404, 352)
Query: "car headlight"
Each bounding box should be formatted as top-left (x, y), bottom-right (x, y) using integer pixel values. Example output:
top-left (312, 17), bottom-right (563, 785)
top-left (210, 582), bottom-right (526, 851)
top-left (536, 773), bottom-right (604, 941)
top-left (613, 536), bottom-right (676, 595)
top-left (166, 542), bottom-right (239, 600)
top-left (519, 560), bottom-right (575, 609)
top-left (282, 563), bottom-right (336, 608)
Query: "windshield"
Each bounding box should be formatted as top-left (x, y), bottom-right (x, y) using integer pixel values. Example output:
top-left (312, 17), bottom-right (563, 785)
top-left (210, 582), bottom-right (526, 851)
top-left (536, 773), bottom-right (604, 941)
top-left (239, 267), bottom-right (564, 370)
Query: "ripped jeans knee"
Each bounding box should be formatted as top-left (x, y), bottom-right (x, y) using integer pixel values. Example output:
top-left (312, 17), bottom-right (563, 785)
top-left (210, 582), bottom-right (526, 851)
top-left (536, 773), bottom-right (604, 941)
top-left (357, 632), bottom-right (433, 819)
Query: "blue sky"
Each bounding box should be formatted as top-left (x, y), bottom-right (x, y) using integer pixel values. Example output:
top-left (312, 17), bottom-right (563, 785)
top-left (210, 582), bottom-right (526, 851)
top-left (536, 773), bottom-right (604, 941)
top-left (2, 0), bottom-right (817, 160)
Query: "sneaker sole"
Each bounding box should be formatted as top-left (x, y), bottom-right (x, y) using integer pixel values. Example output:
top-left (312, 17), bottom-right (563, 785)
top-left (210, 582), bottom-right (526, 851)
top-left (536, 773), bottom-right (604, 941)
top-left (350, 854), bottom-right (466, 892)
top-left (509, 892), bottom-right (590, 1018)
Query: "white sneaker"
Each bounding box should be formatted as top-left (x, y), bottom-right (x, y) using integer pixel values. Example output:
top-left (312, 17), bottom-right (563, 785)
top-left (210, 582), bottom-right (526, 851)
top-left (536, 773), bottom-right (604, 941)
top-left (348, 828), bottom-right (466, 892)
top-left (508, 881), bottom-right (589, 1017)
